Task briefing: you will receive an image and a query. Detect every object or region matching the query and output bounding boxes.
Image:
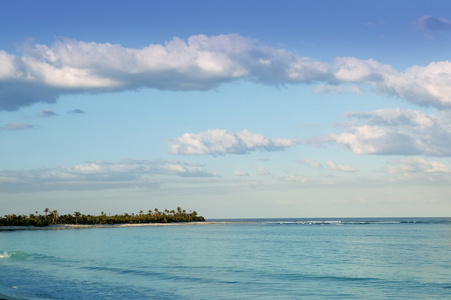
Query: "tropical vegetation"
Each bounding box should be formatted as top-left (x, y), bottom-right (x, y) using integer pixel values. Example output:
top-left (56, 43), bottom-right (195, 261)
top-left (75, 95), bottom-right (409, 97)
top-left (0, 207), bottom-right (205, 227)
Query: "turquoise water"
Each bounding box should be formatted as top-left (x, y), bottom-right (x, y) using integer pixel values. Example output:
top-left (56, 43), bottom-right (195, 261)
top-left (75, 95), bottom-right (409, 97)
top-left (0, 218), bottom-right (450, 299)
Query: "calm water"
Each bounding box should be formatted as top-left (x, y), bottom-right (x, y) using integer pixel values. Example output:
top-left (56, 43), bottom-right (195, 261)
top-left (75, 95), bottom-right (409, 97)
top-left (0, 218), bottom-right (450, 299)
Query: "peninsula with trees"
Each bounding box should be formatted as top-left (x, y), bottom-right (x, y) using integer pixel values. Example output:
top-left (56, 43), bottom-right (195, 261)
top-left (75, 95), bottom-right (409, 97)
top-left (0, 207), bottom-right (205, 228)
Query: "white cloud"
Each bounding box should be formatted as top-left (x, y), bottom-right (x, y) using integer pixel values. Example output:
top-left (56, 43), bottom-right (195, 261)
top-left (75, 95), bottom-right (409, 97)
top-left (3, 34), bottom-right (451, 111)
top-left (314, 84), bottom-right (362, 94)
top-left (383, 61), bottom-right (451, 108)
top-left (0, 122), bottom-right (34, 131)
top-left (0, 159), bottom-right (217, 192)
top-left (0, 34), bottom-right (331, 111)
top-left (387, 157), bottom-right (449, 175)
top-left (299, 158), bottom-right (322, 169)
top-left (332, 57), bottom-right (451, 108)
top-left (39, 109), bottom-right (58, 118)
top-left (254, 166), bottom-right (270, 175)
top-left (234, 170), bottom-right (249, 176)
top-left (326, 161), bottom-right (356, 172)
top-left (170, 129), bottom-right (293, 155)
top-left (331, 109), bottom-right (451, 156)
top-left (284, 174), bottom-right (308, 183)
top-left (385, 157), bottom-right (451, 184)
top-left (334, 57), bottom-right (396, 83)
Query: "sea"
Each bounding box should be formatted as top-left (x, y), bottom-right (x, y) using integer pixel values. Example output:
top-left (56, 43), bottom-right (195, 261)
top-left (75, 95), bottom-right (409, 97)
top-left (0, 218), bottom-right (450, 299)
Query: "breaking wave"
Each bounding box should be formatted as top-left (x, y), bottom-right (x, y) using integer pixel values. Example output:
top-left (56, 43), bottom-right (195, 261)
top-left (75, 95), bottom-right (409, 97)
top-left (210, 218), bottom-right (451, 226)
top-left (0, 250), bottom-right (30, 260)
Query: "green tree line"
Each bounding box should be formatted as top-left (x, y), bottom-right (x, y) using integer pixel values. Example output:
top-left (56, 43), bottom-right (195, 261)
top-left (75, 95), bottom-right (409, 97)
top-left (0, 207), bottom-right (205, 227)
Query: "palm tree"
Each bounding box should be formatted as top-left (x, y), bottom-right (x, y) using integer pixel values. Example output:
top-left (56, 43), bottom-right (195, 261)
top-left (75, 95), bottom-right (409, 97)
top-left (74, 211), bottom-right (81, 225)
top-left (50, 210), bottom-right (58, 224)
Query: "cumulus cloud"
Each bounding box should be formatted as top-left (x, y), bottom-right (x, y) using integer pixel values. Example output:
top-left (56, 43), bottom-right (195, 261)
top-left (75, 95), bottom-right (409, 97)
top-left (326, 161), bottom-right (356, 172)
top-left (0, 122), bottom-right (34, 131)
top-left (330, 108), bottom-right (451, 156)
top-left (0, 34), bottom-right (331, 111)
top-left (0, 159), bottom-right (217, 192)
top-left (417, 15), bottom-right (451, 31)
top-left (3, 34), bottom-right (451, 111)
top-left (333, 57), bottom-right (396, 83)
top-left (387, 157), bottom-right (449, 175)
top-left (332, 57), bottom-right (451, 108)
top-left (170, 129), bottom-right (293, 155)
top-left (383, 61), bottom-right (451, 108)
top-left (386, 157), bottom-right (451, 183)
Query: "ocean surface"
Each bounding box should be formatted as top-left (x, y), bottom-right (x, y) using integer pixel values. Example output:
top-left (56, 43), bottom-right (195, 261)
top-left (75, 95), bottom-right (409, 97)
top-left (0, 218), bottom-right (450, 299)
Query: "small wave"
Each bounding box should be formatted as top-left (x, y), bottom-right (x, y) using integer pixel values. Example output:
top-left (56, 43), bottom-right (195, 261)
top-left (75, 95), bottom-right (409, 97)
top-left (260, 218), bottom-right (451, 226)
top-left (274, 221), bottom-right (344, 225)
top-left (0, 250), bottom-right (30, 260)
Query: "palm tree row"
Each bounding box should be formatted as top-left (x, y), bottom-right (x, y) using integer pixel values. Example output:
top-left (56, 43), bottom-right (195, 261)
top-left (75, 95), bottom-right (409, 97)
top-left (0, 207), bottom-right (205, 227)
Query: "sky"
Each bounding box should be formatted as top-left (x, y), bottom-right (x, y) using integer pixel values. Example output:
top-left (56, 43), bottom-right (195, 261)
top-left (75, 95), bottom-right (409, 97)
top-left (1, 0), bottom-right (450, 218)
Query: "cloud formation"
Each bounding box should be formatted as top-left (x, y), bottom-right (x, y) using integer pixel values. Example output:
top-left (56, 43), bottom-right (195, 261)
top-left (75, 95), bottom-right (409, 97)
top-left (0, 159), bottom-right (217, 192)
top-left (0, 122), bottom-right (34, 131)
top-left (234, 170), bottom-right (249, 176)
top-left (330, 108), bottom-right (451, 156)
top-left (68, 109), bottom-right (85, 114)
top-left (387, 157), bottom-right (449, 175)
top-left (417, 15), bottom-right (451, 31)
top-left (254, 166), bottom-right (270, 175)
top-left (385, 157), bottom-right (451, 184)
top-left (0, 34), bottom-right (330, 111)
top-left (2, 34), bottom-right (451, 111)
top-left (284, 174), bottom-right (308, 183)
top-left (39, 109), bottom-right (58, 118)
top-left (170, 129), bottom-right (293, 155)
top-left (326, 161), bottom-right (356, 172)
top-left (299, 158), bottom-right (322, 169)
top-left (333, 57), bottom-right (451, 109)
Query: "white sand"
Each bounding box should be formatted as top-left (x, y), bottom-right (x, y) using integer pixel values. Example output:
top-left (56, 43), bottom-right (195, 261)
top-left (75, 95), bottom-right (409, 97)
top-left (0, 222), bottom-right (226, 231)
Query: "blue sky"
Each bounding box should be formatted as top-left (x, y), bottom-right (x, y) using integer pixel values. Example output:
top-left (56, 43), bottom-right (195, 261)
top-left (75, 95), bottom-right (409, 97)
top-left (1, 0), bottom-right (450, 218)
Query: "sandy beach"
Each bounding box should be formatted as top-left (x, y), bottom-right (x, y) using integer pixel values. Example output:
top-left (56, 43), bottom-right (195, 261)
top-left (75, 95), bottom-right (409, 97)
top-left (0, 222), bottom-right (226, 231)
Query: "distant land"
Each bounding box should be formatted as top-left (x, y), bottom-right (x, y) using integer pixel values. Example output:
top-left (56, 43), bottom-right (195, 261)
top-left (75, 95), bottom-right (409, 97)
top-left (0, 207), bottom-right (205, 228)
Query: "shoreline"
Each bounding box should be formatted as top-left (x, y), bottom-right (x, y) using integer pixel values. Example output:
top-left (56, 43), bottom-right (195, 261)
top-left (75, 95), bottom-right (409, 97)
top-left (0, 221), bottom-right (229, 232)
